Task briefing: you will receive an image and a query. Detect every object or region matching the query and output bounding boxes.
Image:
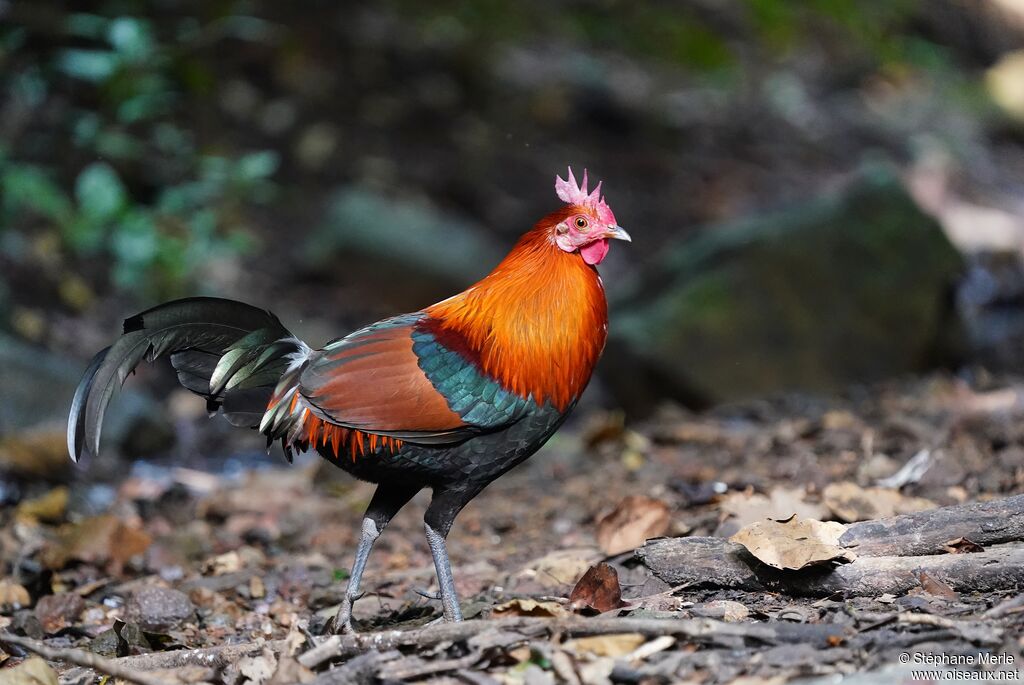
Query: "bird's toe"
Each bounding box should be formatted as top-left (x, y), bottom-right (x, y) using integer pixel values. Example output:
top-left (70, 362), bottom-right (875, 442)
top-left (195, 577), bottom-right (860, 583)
top-left (326, 615), bottom-right (355, 635)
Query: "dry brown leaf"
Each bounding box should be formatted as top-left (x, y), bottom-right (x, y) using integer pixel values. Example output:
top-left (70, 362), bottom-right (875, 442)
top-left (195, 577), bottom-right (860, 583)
top-left (730, 517), bottom-right (855, 571)
top-left (516, 549), bottom-right (602, 590)
top-left (237, 649), bottom-right (278, 685)
top-left (491, 598), bottom-right (568, 618)
top-left (0, 426), bottom-right (70, 480)
top-left (596, 496), bottom-right (671, 556)
top-left (205, 551), bottom-right (243, 575)
top-left (823, 482), bottom-right (936, 523)
top-left (15, 487), bottom-right (68, 523)
top-left (916, 571), bottom-right (959, 600)
top-left (268, 628), bottom-right (316, 684)
top-left (40, 515), bottom-right (152, 571)
top-left (568, 563), bottom-right (626, 614)
top-left (0, 579), bottom-right (31, 610)
top-left (582, 410), bottom-right (626, 447)
top-left (719, 487), bottom-right (828, 531)
top-left (0, 657), bottom-right (58, 685)
top-left (944, 537), bottom-right (985, 554)
top-left (564, 633), bottom-right (646, 658)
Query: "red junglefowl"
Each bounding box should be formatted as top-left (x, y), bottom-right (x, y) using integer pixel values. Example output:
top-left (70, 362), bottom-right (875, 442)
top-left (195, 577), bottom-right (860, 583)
top-left (68, 168), bottom-right (630, 633)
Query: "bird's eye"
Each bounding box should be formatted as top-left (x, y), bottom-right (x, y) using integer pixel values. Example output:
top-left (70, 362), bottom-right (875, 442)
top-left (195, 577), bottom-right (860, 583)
top-left (575, 217), bottom-right (589, 230)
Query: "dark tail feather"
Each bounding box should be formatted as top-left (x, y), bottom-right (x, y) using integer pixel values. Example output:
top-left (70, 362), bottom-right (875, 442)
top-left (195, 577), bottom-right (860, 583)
top-left (67, 346), bottom-right (111, 463)
top-left (68, 297), bottom-right (306, 462)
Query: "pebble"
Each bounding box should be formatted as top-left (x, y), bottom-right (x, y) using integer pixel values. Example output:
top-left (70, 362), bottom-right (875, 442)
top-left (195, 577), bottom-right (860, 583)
top-left (124, 586), bottom-right (195, 632)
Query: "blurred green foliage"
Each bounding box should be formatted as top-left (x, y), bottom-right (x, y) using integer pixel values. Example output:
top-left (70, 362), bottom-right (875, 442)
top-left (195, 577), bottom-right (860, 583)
top-left (390, 0), bottom-right (951, 77)
top-left (0, 9), bottom-right (276, 299)
top-left (0, 0), bottom-right (976, 313)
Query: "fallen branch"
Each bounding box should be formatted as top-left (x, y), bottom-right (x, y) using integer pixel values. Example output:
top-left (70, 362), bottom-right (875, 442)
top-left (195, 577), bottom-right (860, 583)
top-left (638, 492), bottom-right (1024, 598)
top-left (296, 616), bottom-right (848, 669)
top-left (839, 493), bottom-right (1024, 556)
top-left (0, 632), bottom-right (188, 685)
top-left (307, 650), bottom-right (402, 685)
top-left (113, 638), bottom-right (287, 672)
top-left (641, 537), bottom-right (1024, 597)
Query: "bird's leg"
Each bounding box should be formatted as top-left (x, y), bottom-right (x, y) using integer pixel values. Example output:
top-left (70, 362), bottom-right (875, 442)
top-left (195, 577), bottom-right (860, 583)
top-left (327, 483), bottom-right (419, 634)
top-left (330, 517), bottom-right (378, 633)
top-left (424, 521), bottom-right (463, 622)
top-left (422, 485), bottom-right (483, 623)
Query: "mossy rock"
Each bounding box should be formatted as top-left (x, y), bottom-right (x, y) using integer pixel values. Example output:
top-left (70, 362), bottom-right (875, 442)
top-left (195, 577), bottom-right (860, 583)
top-left (606, 166), bottom-right (966, 410)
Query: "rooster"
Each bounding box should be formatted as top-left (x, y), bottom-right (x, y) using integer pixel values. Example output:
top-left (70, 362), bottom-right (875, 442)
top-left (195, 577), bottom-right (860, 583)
top-left (68, 168), bottom-right (630, 633)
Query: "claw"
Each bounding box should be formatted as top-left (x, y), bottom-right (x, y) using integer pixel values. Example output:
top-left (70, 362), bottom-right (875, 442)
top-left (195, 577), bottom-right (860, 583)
top-left (326, 608), bottom-right (355, 635)
top-left (325, 595), bottom-right (360, 635)
top-left (414, 587), bottom-right (441, 601)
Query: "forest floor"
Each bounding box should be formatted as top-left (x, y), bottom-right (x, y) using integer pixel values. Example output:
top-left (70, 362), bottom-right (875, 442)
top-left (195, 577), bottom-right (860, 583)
top-left (1, 372), bottom-right (1024, 684)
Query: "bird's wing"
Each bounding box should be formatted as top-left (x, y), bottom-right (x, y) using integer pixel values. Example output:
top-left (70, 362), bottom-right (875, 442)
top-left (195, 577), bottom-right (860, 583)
top-left (298, 314), bottom-right (530, 445)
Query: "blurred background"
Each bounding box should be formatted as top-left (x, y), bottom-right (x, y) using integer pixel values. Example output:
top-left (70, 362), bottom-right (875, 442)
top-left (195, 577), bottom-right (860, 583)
top-left (3, 0), bottom-right (1024, 473)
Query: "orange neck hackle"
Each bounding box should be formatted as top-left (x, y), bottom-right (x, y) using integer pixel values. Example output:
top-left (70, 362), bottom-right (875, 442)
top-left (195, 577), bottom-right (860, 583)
top-left (425, 210), bottom-right (609, 411)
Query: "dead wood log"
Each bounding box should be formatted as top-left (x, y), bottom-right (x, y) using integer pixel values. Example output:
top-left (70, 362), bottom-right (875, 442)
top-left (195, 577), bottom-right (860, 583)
top-left (839, 494), bottom-right (1024, 557)
top-left (638, 494), bottom-right (1024, 597)
top-left (640, 538), bottom-right (1024, 596)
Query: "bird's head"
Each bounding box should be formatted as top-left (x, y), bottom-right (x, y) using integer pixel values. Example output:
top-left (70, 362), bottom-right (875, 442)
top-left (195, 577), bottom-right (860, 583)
top-left (551, 167), bottom-right (630, 265)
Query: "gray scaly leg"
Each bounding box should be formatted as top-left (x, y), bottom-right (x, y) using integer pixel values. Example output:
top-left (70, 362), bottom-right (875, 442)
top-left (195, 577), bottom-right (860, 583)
top-left (422, 485), bottom-right (486, 623)
top-left (327, 483), bottom-right (419, 634)
top-left (425, 522), bottom-right (463, 622)
top-left (329, 517), bottom-right (380, 633)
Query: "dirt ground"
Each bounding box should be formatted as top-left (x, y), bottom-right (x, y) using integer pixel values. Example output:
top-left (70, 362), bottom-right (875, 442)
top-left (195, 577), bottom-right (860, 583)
top-left (1, 372), bottom-right (1023, 684)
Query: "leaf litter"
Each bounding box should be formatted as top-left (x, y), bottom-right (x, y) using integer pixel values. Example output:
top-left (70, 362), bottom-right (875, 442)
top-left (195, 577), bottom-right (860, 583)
top-left (0, 373), bottom-right (1023, 683)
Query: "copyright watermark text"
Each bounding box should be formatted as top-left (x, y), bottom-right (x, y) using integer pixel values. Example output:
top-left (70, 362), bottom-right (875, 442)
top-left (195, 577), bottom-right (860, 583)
top-left (899, 651), bottom-right (1020, 681)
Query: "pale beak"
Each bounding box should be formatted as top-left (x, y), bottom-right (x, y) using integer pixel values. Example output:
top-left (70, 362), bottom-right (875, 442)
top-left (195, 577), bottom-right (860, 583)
top-left (605, 225), bottom-right (631, 242)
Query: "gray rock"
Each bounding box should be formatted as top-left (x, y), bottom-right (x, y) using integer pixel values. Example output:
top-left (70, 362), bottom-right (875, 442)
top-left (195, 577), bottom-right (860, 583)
top-left (0, 332), bottom-right (161, 444)
top-left (123, 586), bottom-right (195, 632)
top-left (0, 335), bottom-right (101, 479)
top-left (304, 187), bottom-right (504, 311)
top-left (606, 166), bottom-right (966, 410)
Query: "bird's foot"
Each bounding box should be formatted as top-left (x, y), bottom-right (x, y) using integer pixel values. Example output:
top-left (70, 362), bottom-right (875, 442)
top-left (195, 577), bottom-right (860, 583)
top-left (325, 594), bottom-right (361, 635)
top-left (326, 611), bottom-right (355, 635)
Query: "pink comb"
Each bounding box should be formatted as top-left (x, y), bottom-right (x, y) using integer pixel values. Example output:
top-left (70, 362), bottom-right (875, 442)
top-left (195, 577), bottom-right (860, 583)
top-left (555, 167), bottom-right (616, 226)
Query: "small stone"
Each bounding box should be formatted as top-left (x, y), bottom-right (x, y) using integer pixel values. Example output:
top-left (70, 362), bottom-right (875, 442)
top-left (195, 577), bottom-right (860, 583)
top-left (35, 593), bottom-right (85, 634)
top-left (692, 599), bottom-right (750, 622)
top-left (90, 629), bottom-right (121, 657)
top-left (124, 586), bottom-right (195, 632)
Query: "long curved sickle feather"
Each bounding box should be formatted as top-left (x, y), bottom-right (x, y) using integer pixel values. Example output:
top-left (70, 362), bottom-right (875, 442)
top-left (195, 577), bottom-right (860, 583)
top-left (67, 346), bottom-right (111, 463)
top-left (68, 297), bottom-right (295, 462)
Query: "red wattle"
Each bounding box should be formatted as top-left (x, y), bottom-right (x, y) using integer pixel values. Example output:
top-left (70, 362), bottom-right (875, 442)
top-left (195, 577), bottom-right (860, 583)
top-left (580, 239), bottom-right (610, 265)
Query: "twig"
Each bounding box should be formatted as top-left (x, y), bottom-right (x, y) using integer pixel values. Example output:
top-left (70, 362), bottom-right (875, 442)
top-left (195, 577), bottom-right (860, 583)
top-left (114, 638), bottom-right (287, 671)
top-left (0, 633), bottom-right (180, 685)
top-left (378, 653), bottom-right (481, 681)
top-left (984, 593), bottom-right (1024, 619)
top-left (307, 650), bottom-right (402, 685)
